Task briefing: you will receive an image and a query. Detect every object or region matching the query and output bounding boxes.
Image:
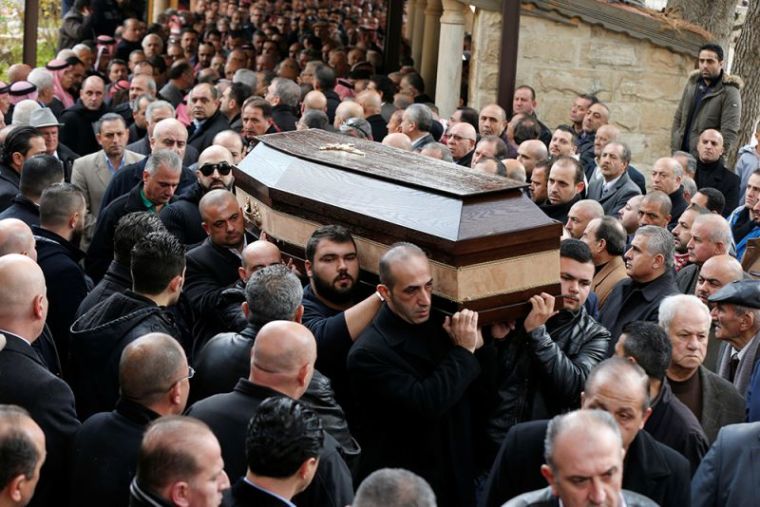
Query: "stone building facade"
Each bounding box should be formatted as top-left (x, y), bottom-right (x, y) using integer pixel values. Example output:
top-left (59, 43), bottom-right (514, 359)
top-left (466, 0), bottom-right (709, 174)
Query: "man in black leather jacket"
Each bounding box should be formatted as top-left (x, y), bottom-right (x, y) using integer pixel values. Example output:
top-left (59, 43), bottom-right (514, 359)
top-left (192, 263), bottom-right (358, 464)
top-left (483, 239), bottom-right (610, 465)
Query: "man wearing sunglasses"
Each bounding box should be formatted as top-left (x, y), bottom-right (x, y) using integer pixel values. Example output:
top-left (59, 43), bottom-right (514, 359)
top-left (161, 145), bottom-right (236, 246)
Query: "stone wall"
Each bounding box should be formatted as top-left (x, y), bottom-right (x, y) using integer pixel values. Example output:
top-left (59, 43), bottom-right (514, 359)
top-left (468, 9), bottom-right (696, 175)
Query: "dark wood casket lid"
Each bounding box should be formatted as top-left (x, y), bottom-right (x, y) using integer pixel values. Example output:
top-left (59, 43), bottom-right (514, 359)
top-left (235, 130), bottom-right (562, 321)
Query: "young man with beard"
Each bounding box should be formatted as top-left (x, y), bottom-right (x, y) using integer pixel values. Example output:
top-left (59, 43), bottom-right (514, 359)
top-left (301, 225), bottom-right (384, 409)
top-left (33, 183), bottom-right (89, 373)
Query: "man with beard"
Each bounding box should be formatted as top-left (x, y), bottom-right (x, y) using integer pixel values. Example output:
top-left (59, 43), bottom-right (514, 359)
top-left (301, 225), bottom-right (384, 409)
top-left (672, 205), bottom-right (709, 271)
top-left (33, 183), bottom-right (89, 371)
top-left (160, 145), bottom-right (235, 246)
top-left (184, 189), bottom-right (253, 351)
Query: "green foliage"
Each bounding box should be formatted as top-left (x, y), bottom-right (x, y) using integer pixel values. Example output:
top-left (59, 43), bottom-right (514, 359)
top-left (0, 0), bottom-right (61, 80)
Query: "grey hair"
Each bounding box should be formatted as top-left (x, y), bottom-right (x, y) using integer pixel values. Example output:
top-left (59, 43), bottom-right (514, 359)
top-left (733, 305), bottom-right (760, 328)
top-left (692, 214), bottom-right (733, 249)
top-left (145, 149), bottom-right (182, 175)
top-left (132, 93), bottom-right (155, 114)
top-left (233, 68), bottom-right (257, 91)
top-left (658, 294), bottom-right (711, 332)
top-left (544, 409), bottom-right (622, 471)
top-left (404, 104), bottom-right (433, 132)
top-left (271, 78), bottom-right (301, 108)
top-left (659, 157), bottom-right (683, 179)
top-left (27, 68), bottom-right (54, 92)
top-left (134, 74), bottom-right (157, 96)
top-left (245, 264), bottom-right (303, 327)
top-left (420, 142), bottom-right (453, 162)
top-left (635, 225), bottom-right (675, 271)
top-left (673, 150), bottom-right (697, 174)
top-left (10, 101), bottom-right (41, 127)
top-left (606, 141), bottom-right (631, 165)
top-left (353, 468), bottom-right (437, 507)
top-left (682, 175), bottom-right (697, 198)
top-left (641, 191), bottom-right (672, 217)
top-left (145, 100), bottom-right (175, 123)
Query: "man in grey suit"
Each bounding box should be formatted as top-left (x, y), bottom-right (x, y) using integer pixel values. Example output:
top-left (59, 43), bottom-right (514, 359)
top-left (660, 294), bottom-right (745, 443)
top-left (691, 422), bottom-right (760, 507)
top-left (586, 142), bottom-right (641, 217)
top-left (709, 279), bottom-right (760, 397)
top-left (505, 409), bottom-right (657, 507)
top-left (71, 113), bottom-right (144, 250)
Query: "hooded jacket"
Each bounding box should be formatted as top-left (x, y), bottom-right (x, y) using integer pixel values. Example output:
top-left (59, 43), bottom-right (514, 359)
top-left (671, 69), bottom-right (743, 155)
top-left (69, 291), bottom-right (179, 418)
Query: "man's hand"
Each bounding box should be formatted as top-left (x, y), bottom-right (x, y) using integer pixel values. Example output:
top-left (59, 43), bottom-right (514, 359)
top-left (443, 309), bottom-right (481, 353)
top-left (491, 320), bottom-right (516, 340)
top-left (523, 293), bottom-right (558, 333)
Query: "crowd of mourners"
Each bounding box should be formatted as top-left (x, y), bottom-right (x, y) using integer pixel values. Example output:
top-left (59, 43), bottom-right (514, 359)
top-left (1, 0), bottom-right (760, 506)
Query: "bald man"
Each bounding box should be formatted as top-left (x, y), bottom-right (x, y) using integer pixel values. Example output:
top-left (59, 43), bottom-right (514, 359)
top-left (565, 199), bottom-right (604, 240)
top-left (188, 320), bottom-right (354, 506)
top-left (677, 214), bottom-right (732, 295)
top-left (695, 129), bottom-right (740, 216)
top-left (446, 122), bottom-right (477, 167)
top-left (0, 218), bottom-right (36, 260)
top-left (302, 90), bottom-right (328, 114)
top-left (382, 132), bottom-right (412, 151)
top-left (0, 405), bottom-right (46, 507)
top-left (333, 101), bottom-right (364, 129)
top-left (160, 145), bottom-right (235, 246)
top-left (184, 189), bottom-right (253, 347)
top-left (517, 139), bottom-right (548, 177)
top-left (70, 333), bottom-right (189, 507)
top-left (100, 118), bottom-right (196, 212)
top-left (212, 130), bottom-right (244, 165)
top-left (357, 90), bottom-right (387, 142)
top-left (0, 255), bottom-right (80, 507)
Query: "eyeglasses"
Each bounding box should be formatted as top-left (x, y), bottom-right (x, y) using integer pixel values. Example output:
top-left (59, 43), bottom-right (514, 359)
top-left (170, 366), bottom-right (195, 388)
top-left (199, 162), bottom-right (234, 176)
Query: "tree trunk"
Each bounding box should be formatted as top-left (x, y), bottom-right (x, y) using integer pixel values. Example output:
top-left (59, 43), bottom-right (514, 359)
top-left (726, 0), bottom-right (760, 168)
top-left (666, 0), bottom-right (736, 49)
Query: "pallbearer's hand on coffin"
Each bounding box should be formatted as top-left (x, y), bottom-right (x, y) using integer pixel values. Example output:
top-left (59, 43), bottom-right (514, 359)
top-left (523, 293), bottom-right (559, 333)
top-left (443, 309), bottom-right (481, 353)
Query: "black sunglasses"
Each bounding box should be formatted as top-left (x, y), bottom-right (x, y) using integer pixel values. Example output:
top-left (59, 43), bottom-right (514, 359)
top-left (199, 162), bottom-right (234, 176)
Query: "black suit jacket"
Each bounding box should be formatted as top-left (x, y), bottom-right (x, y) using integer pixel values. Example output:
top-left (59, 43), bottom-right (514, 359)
top-left (227, 479), bottom-right (292, 507)
top-left (695, 158), bottom-right (740, 216)
top-left (0, 162), bottom-right (20, 212)
top-left (187, 110), bottom-right (230, 152)
top-left (366, 114), bottom-right (388, 142)
top-left (33, 226), bottom-right (90, 369)
top-left (271, 104), bottom-right (298, 132)
top-left (599, 271), bottom-right (680, 353)
top-left (0, 193), bottom-right (40, 225)
top-left (0, 333), bottom-right (81, 507)
top-left (480, 419), bottom-right (691, 507)
top-left (69, 399), bottom-right (160, 507)
top-left (184, 237), bottom-right (246, 350)
top-left (346, 305), bottom-right (481, 507)
top-left (99, 157), bottom-right (196, 212)
top-left (186, 380), bottom-right (354, 507)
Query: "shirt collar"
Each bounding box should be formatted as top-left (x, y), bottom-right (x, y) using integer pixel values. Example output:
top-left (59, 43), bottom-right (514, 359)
top-left (242, 478), bottom-right (296, 506)
top-left (139, 189), bottom-right (157, 213)
top-left (104, 153), bottom-right (126, 174)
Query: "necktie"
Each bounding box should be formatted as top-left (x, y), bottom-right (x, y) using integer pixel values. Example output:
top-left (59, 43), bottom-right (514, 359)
top-left (729, 353), bottom-right (740, 381)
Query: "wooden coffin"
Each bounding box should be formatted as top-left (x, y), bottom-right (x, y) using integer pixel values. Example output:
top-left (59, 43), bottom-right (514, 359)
top-left (234, 129), bottom-right (562, 322)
